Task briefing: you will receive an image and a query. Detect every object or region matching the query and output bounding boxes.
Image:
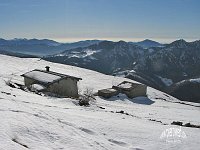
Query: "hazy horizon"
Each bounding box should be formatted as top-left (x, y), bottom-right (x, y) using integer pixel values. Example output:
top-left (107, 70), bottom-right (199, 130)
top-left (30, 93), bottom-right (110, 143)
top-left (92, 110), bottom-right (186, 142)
top-left (1, 37), bottom-right (199, 44)
top-left (1, 0), bottom-right (199, 43)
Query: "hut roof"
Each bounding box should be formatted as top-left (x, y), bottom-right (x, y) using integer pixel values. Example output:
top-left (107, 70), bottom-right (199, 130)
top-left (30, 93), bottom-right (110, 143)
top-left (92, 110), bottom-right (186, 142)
top-left (21, 69), bottom-right (82, 86)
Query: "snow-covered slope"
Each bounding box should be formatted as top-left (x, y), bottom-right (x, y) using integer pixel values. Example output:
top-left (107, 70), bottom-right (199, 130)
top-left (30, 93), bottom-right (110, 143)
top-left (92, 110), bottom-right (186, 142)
top-left (0, 54), bottom-right (199, 150)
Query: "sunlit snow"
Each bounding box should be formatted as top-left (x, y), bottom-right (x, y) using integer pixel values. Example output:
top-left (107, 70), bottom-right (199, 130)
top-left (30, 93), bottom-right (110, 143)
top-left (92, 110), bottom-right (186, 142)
top-left (0, 54), bottom-right (199, 150)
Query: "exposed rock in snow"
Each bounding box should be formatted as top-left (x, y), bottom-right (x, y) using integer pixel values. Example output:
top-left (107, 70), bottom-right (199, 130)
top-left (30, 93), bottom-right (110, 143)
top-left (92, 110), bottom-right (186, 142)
top-left (157, 76), bottom-right (173, 86)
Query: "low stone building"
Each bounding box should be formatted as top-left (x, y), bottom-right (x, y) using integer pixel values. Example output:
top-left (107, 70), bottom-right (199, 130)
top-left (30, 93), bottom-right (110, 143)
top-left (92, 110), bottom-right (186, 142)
top-left (21, 67), bottom-right (82, 98)
top-left (98, 88), bottom-right (119, 98)
top-left (98, 81), bottom-right (147, 99)
top-left (113, 81), bottom-right (147, 98)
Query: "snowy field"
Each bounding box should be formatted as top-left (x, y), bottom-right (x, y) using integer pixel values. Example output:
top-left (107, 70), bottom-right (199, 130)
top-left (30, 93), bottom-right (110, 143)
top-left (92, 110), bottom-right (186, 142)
top-left (0, 54), bottom-right (199, 150)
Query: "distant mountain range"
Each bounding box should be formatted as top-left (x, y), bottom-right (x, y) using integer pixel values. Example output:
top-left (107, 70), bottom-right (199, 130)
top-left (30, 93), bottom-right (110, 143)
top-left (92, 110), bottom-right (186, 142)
top-left (130, 39), bottom-right (163, 48)
top-left (0, 38), bottom-right (60, 46)
top-left (0, 38), bottom-right (101, 56)
top-left (0, 38), bottom-right (163, 56)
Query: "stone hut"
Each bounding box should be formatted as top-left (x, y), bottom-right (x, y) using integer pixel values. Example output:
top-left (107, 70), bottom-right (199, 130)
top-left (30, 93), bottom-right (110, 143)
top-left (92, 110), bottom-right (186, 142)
top-left (21, 67), bottom-right (82, 98)
top-left (113, 81), bottom-right (147, 98)
top-left (98, 81), bottom-right (147, 99)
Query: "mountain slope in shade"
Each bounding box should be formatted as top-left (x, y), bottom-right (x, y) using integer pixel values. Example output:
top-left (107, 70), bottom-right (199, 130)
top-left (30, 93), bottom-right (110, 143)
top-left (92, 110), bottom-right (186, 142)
top-left (0, 38), bottom-right (60, 46)
top-left (44, 40), bottom-right (149, 74)
top-left (0, 49), bottom-right (39, 58)
top-left (134, 39), bottom-right (200, 82)
top-left (169, 78), bottom-right (200, 103)
top-left (0, 54), bottom-right (199, 149)
top-left (129, 39), bottom-right (200, 102)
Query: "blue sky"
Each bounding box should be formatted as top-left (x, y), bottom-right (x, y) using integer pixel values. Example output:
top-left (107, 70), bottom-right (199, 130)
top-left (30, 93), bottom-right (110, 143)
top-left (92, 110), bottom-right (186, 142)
top-left (0, 0), bottom-right (199, 42)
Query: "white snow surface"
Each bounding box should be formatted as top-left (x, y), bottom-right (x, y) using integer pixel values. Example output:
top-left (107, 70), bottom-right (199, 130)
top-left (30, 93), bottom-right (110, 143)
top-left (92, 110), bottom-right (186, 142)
top-left (118, 82), bottom-right (132, 89)
top-left (31, 84), bottom-right (46, 91)
top-left (67, 49), bottom-right (101, 59)
top-left (189, 78), bottom-right (200, 83)
top-left (0, 54), bottom-right (199, 150)
top-left (158, 76), bottom-right (173, 86)
top-left (104, 88), bottom-right (117, 92)
top-left (23, 70), bottom-right (61, 83)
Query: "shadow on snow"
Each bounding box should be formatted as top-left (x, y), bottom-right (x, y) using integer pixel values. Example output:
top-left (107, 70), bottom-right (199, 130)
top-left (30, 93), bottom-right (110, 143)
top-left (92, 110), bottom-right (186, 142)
top-left (100, 94), bottom-right (155, 105)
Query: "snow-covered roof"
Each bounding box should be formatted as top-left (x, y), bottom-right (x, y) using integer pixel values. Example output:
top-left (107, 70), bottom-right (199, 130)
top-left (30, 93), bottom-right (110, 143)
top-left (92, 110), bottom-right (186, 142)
top-left (114, 81), bottom-right (145, 90)
top-left (22, 69), bottom-right (82, 85)
top-left (23, 70), bottom-right (61, 83)
top-left (99, 88), bottom-right (118, 93)
top-left (118, 82), bottom-right (132, 89)
top-left (31, 84), bottom-right (46, 91)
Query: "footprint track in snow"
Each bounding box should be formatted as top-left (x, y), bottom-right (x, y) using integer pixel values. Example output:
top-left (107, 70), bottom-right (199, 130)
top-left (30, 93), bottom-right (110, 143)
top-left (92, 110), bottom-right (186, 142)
top-left (79, 127), bottom-right (96, 135)
top-left (108, 139), bottom-right (128, 147)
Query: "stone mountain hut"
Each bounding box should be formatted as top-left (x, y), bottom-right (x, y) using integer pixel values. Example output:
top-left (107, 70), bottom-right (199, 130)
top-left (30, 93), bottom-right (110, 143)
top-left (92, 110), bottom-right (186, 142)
top-left (113, 81), bottom-right (147, 98)
top-left (21, 66), bottom-right (82, 98)
top-left (98, 81), bottom-right (147, 99)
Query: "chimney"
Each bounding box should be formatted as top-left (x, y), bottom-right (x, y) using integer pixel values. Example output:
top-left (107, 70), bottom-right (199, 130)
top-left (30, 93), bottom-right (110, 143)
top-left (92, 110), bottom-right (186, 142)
top-left (45, 66), bottom-right (50, 72)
